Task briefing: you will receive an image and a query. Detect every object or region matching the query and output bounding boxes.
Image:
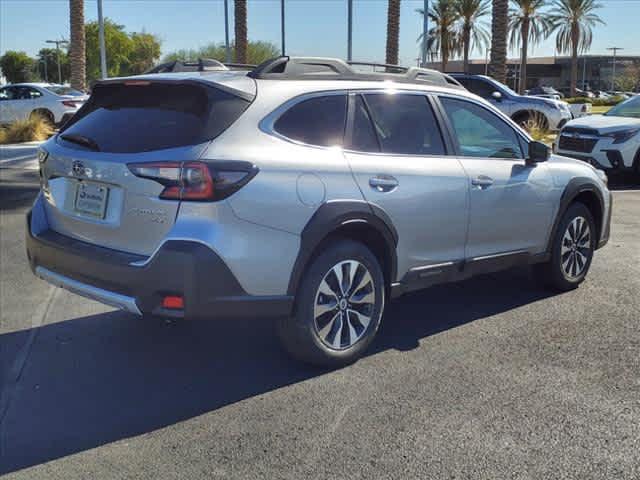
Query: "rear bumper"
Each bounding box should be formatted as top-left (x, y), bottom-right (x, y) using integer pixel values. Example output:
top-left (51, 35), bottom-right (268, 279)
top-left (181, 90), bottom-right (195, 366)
top-left (26, 202), bottom-right (293, 320)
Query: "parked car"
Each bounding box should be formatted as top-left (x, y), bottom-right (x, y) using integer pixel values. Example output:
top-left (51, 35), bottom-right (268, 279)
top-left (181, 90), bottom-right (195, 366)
top-left (527, 86), bottom-right (564, 99)
top-left (568, 102), bottom-right (593, 119)
top-left (27, 57), bottom-right (611, 367)
top-left (555, 94), bottom-right (640, 174)
top-left (451, 74), bottom-right (572, 130)
top-left (0, 83), bottom-right (87, 127)
top-left (558, 87), bottom-right (595, 99)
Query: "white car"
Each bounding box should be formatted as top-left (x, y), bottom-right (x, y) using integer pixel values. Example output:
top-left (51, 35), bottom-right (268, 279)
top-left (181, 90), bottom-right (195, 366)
top-left (555, 95), bottom-right (640, 174)
top-left (0, 83), bottom-right (88, 127)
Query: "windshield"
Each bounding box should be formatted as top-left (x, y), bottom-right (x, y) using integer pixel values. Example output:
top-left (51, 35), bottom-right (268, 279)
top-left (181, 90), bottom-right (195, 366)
top-left (45, 85), bottom-right (84, 96)
top-left (490, 78), bottom-right (518, 97)
top-left (605, 96), bottom-right (640, 118)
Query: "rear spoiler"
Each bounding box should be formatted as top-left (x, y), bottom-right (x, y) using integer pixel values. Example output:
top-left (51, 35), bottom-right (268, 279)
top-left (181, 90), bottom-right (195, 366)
top-left (88, 75), bottom-right (256, 102)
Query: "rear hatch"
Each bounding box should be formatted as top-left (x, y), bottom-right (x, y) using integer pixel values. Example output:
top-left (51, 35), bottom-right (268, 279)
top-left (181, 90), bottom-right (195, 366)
top-left (40, 78), bottom-right (253, 256)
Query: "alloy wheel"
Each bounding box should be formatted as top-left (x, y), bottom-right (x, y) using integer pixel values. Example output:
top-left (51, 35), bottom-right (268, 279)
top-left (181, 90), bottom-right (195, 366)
top-left (313, 260), bottom-right (376, 350)
top-left (561, 216), bottom-right (591, 280)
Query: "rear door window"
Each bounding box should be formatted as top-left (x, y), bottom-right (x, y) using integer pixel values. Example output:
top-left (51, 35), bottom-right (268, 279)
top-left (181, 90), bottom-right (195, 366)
top-left (362, 93), bottom-right (445, 155)
top-left (59, 82), bottom-right (250, 153)
top-left (274, 95), bottom-right (347, 147)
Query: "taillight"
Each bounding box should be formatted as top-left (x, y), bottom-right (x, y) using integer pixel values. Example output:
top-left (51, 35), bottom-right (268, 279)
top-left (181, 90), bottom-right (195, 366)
top-left (127, 161), bottom-right (258, 202)
top-left (61, 100), bottom-right (82, 108)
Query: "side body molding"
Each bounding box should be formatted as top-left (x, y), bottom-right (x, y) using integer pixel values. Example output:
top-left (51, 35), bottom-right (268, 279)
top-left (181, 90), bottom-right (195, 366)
top-left (286, 200), bottom-right (398, 297)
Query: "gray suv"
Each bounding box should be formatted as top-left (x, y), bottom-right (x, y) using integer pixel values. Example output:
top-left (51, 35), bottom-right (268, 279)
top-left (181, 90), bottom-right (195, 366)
top-left (451, 73), bottom-right (572, 130)
top-left (27, 57), bottom-right (611, 367)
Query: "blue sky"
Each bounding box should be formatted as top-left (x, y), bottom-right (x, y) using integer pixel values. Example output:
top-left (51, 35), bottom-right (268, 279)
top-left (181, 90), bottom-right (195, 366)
top-left (1, 0), bottom-right (639, 66)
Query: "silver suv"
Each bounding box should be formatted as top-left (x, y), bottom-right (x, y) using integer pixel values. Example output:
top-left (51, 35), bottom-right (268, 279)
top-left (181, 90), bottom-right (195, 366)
top-left (27, 57), bottom-right (611, 367)
top-left (451, 74), bottom-right (573, 131)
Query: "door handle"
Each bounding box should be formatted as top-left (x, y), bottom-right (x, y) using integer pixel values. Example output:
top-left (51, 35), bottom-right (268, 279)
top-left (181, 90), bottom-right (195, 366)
top-left (369, 175), bottom-right (399, 192)
top-left (471, 175), bottom-right (494, 189)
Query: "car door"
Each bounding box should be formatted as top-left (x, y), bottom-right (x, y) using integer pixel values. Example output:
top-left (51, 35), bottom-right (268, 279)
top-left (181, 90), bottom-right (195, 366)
top-left (13, 86), bottom-right (42, 120)
top-left (343, 91), bottom-right (469, 282)
top-left (436, 95), bottom-right (555, 260)
top-left (0, 86), bottom-right (18, 123)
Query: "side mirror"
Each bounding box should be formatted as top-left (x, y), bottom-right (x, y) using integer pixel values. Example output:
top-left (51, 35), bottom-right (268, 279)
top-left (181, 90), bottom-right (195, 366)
top-left (491, 91), bottom-right (503, 101)
top-left (527, 141), bottom-right (550, 164)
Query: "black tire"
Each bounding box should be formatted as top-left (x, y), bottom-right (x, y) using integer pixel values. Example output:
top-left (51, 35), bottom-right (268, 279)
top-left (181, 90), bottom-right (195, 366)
top-left (534, 202), bottom-right (596, 291)
top-left (277, 239), bottom-right (385, 367)
top-left (30, 109), bottom-right (54, 127)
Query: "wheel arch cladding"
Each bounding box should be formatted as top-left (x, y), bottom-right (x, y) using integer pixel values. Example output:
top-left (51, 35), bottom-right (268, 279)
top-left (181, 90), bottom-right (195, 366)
top-left (287, 201), bottom-right (398, 298)
top-left (547, 177), bottom-right (605, 253)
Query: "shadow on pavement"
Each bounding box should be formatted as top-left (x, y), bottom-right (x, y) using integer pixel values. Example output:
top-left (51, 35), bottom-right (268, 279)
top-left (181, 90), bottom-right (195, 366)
top-left (0, 268), bottom-right (553, 474)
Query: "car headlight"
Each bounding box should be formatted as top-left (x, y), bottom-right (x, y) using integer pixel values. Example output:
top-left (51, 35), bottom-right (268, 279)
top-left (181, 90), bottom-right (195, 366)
top-left (604, 128), bottom-right (640, 144)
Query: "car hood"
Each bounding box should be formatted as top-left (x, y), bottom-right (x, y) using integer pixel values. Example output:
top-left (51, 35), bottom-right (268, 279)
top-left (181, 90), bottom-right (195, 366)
top-left (564, 115), bottom-right (640, 134)
top-left (524, 95), bottom-right (565, 109)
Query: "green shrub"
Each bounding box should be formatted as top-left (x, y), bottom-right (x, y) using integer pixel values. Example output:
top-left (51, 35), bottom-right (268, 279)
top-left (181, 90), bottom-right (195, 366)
top-left (0, 116), bottom-right (54, 144)
top-left (564, 96), bottom-right (625, 106)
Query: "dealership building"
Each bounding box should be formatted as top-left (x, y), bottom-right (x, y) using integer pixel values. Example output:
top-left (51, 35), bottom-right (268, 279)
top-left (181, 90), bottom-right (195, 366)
top-left (427, 55), bottom-right (640, 92)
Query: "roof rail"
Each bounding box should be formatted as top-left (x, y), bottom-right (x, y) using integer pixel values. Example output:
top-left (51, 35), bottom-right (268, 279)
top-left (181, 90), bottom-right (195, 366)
top-left (223, 62), bottom-right (257, 71)
top-left (246, 56), bottom-right (464, 88)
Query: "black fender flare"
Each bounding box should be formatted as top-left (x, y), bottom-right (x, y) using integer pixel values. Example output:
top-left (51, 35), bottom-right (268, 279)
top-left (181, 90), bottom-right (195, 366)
top-left (545, 177), bottom-right (605, 254)
top-left (287, 200), bottom-right (398, 297)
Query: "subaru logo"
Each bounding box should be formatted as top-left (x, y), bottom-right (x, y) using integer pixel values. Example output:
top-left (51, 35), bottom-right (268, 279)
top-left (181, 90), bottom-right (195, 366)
top-left (72, 160), bottom-right (86, 177)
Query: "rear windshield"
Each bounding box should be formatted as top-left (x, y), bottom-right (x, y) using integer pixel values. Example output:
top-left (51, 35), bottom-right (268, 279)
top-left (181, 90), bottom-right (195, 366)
top-left (59, 82), bottom-right (250, 153)
top-left (45, 85), bottom-right (84, 96)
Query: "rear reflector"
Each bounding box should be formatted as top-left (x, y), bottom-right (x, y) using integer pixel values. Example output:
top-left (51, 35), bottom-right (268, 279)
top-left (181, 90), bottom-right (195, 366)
top-left (162, 295), bottom-right (184, 310)
top-left (127, 160), bottom-right (258, 202)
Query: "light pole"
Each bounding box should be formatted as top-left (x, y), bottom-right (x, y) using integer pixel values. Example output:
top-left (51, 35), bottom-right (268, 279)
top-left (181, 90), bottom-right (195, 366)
top-left (45, 39), bottom-right (68, 84)
top-left (421, 0), bottom-right (428, 67)
top-left (281, 0), bottom-right (286, 56)
top-left (97, 0), bottom-right (107, 79)
top-left (607, 47), bottom-right (623, 91)
top-left (224, 0), bottom-right (231, 63)
top-left (347, 0), bottom-right (353, 61)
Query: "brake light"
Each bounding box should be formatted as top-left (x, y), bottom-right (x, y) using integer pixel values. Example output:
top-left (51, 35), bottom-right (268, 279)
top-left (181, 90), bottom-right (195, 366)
top-left (61, 100), bottom-right (82, 108)
top-left (127, 161), bottom-right (258, 201)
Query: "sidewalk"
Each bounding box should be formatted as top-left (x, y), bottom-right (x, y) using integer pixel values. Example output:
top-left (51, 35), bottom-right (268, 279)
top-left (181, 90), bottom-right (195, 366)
top-left (0, 141), bottom-right (44, 170)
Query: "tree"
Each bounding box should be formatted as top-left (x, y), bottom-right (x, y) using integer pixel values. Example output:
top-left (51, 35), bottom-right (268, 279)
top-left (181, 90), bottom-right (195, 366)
top-left (386, 0), bottom-right (401, 65)
top-left (163, 40), bottom-right (279, 65)
top-left (37, 48), bottom-right (69, 83)
top-left (509, 0), bottom-right (551, 93)
top-left (128, 32), bottom-right (162, 75)
top-left (418, 0), bottom-right (459, 72)
top-left (69, 0), bottom-right (86, 91)
top-left (549, 0), bottom-right (604, 96)
top-left (617, 63), bottom-right (640, 92)
top-left (489, 0), bottom-right (509, 83)
top-left (234, 0), bottom-right (248, 63)
top-left (456, 0), bottom-right (491, 74)
top-left (0, 51), bottom-right (35, 83)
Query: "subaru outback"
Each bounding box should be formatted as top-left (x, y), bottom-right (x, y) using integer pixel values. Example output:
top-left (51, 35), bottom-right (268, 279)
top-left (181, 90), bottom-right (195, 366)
top-left (26, 57), bottom-right (612, 367)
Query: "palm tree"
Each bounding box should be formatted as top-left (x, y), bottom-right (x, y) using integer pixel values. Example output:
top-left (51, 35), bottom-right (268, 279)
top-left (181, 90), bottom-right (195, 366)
top-left (456, 0), bottom-right (491, 74)
top-left (69, 0), bottom-right (86, 91)
top-left (509, 0), bottom-right (552, 93)
top-left (417, 0), bottom-right (459, 72)
top-left (549, 0), bottom-right (604, 96)
top-left (234, 0), bottom-right (248, 64)
top-left (386, 0), bottom-right (401, 65)
top-left (489, 0), bottom-right (509, 83)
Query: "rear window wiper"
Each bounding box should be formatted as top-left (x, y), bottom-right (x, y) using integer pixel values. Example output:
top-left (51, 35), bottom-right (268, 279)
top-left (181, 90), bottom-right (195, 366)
top-left (60, 133), bottom-right (101, 151)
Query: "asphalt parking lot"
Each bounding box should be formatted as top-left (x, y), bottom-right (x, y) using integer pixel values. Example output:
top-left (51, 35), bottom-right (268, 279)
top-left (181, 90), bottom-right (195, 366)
top-left (1, 159), bottom-right (639, 479)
